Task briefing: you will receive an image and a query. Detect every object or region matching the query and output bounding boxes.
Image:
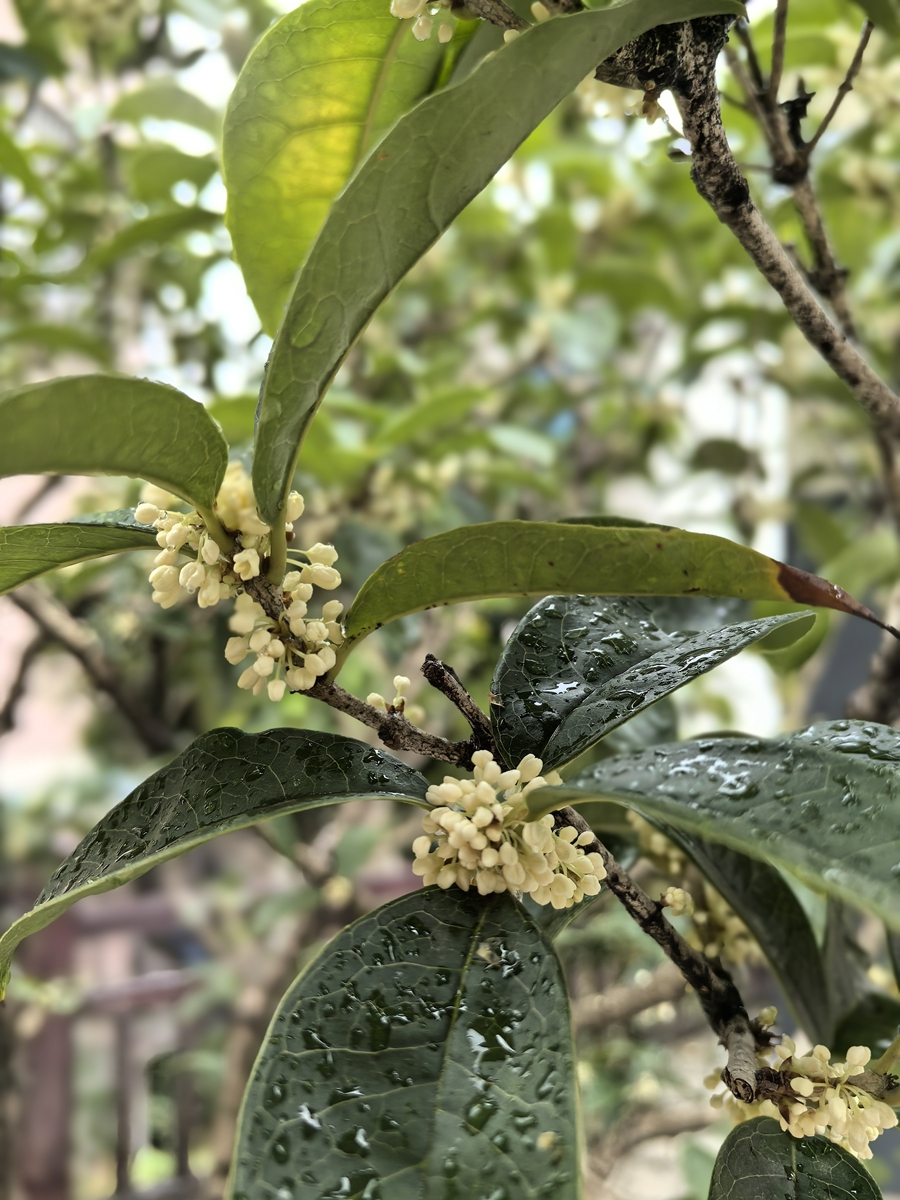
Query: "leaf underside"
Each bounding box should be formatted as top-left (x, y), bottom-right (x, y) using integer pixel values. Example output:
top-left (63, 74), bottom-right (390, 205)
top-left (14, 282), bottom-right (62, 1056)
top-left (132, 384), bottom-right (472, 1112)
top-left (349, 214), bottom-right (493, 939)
top-left (0, 513), bottom-right (158, 596)
top-left (538, 720), bottom-right (900, 931)
top-left (0, 375), bottom-right (228, 510)
top-left (229, 887), bottom-right (579, 1200)
top-left (490, 593), bottom-right (812, 770)
top-left (0, 729), bottom-right (428, 995)
top-left (708, 1118), bottom-right (881, 1200)
top-left (251, 0), bottom-right (746, 522)
top-left (223, 0), bottom-right (451, 335)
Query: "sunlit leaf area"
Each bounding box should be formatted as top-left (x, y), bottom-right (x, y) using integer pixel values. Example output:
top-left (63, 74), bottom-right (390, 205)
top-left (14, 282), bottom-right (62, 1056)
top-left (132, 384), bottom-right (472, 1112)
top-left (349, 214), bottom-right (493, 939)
top-left (3, 0), bottom-right (900, 1196)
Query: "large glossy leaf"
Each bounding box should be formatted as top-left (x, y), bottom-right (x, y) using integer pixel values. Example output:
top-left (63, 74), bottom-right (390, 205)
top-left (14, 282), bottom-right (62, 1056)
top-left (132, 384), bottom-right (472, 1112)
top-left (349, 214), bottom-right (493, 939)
top-left (0, 376), bottom-right (228, 513)
top-left (532, 720), bottom-right (900, 931)
top-left (223, 0), bottom-right (452, 335)
top-left (664, 829), bottom-right (830, 1043)
top-left (0, 511), bottom-right (158, 596)
top-left (709, 1118), bottom-right (881, 1200)
top-left (831, 993), bottom-right (900, 1059)
top-left (0, 728), bottom-right (428, 996)
top-left (336, 521), bottom-right (889, 672)
top-left (490, 594), bottom-right (812, 771)
top-left (229, 886), bottom-right (579, 1200)
top-left (250, 0), bottom-right (746, 523)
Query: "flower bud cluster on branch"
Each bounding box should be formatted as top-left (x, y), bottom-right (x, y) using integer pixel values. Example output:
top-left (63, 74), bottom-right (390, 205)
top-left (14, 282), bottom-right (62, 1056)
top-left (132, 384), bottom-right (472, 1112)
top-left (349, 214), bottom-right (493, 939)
top-left (709, 1018), bottom-right (899, 1160)
top-left (136, 464), bottom-right (344, 702)
top-left (412, 750), bottom-right (607, 907)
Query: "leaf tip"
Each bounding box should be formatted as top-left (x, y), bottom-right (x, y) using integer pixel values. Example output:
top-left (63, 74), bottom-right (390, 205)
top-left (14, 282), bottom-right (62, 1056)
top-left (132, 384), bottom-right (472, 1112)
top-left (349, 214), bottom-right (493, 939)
top-left (777, 561), bottom-right (898, 638)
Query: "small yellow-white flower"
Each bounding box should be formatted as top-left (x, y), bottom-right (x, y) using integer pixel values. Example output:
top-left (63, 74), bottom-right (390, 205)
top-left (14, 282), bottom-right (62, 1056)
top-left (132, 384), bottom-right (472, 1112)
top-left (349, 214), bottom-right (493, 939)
top-left (412, 751), bottom-right (606, 908)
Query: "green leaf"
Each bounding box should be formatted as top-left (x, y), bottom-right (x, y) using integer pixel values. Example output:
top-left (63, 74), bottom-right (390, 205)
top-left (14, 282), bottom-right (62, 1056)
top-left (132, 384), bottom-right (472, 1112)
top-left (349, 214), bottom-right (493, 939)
top-left (229, 886), bottom-right (579, 1200)
top-left (708, 1118), bottom-right (882, 1200)
top-left (0, 375), bottom-right (228, 512)
top-left (86, 208), bottom-right (219, 273)
top-left (250, 0), bottom-right (746, 523)
top-left (490, 594), bottom-right (812, 771)
top-left (0, 512), bottom-right (158, 596)
top-left (850, 0), bottom-right (899, 35)
top-left (123, 146), bottom-right (217, 204)
top-left (0, 728), bottom-right (428, 996)
top-left (831, 993), bottom-right (900, 1059)
top-left (534, 720), bottom-right (900, 932)
top-left (663, 829), bottom-right (831, 1043)
top-left (223, 0), bottom-right (454, 336)
top-left (337, 521), bottom-right (889, 672)
top-left (111, 82), bottom-right (221, 134)
top-left (0, 126), bottom-right (44, 197)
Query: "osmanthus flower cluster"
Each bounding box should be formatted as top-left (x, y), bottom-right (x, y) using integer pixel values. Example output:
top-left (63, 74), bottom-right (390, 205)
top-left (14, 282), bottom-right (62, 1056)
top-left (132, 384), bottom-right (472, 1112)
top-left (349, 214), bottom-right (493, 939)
top-left (389, 0), bottom-right (454, 44)
top-left (135, 464), bottom-right (343, 702)
top-left (412, 750), bottom-right (607, 907)
top-left (709, 1016), bottom-right (899, 1160)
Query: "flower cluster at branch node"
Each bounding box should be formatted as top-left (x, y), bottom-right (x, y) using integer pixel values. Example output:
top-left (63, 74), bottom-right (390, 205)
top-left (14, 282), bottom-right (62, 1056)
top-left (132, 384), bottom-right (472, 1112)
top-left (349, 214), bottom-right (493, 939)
top-left (412, 750), bottom-right (606, 907)
top-left (708, 1017), bottom-right (899, 1160)
top-left (662, 886), bottom-right (694, 917)
top-left (136, 465), bottom-right (343, 701)
top-left (389, 0), bottom-right (454, 42)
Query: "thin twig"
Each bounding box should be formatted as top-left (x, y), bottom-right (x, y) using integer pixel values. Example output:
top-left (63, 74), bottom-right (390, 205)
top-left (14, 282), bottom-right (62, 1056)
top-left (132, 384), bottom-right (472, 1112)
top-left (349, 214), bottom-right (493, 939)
top-left (460, 0), bottom-right (528, 31)
top-left (768, 0), bottom-right (789, 102)
top-left (588, 1105), bottom-right (716, 1183)
top-left (804, 20), bottom-right (874, 157)
top-left (0, 632), bottom-right (45, 734)
top-left (675, 56), bottom-right (900, 444)
top-left (420, 653), bottom-right (495, 753)
top-left (8, 585), bottom-right (175, 753)
top-left (552, 805), bottom-right (758, 1100)
top-left (734, 17), bottom-right (765, 92)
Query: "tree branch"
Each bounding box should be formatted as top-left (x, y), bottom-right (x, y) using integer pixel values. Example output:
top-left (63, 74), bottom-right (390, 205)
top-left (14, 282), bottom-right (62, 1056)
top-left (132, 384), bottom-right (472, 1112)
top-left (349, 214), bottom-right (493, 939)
top-left (420, 653), bottom-right (496, 753)
top-left (674, 56), bottom-right (900, 445)
top-left (572, 960), bottom-right (686, 1031)
top-left (8, 585), bottom-right (175, 754)
top-left (0, 632), bottom-right (45, 735)
top-left (553, 805), bottom-right (758, 1100)
top-left (458, 0), bottom-right (528, 31)
top-left (804, 20), bottom-right (873, 157)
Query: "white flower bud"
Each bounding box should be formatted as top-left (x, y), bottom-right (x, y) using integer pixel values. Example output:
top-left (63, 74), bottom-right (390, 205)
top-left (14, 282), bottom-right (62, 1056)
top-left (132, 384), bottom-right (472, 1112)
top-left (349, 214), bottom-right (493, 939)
top-left (165, 524), bottom-right (191, 549)
top-left (846, 1047), bottom-right (871, 1067)
top-left (502, 27), bottom-right (520, 42)
top-left (233, 548), bottom-right (261, 580)
top-left (316, 645), bottom-right (336, 671)
top-left (200, 538), bottom-right (220, 565)
top-left (438, 22), bottom-right (452, 41)
top-left (249, 628), bottom-right (271, 653)
top-left (413, 836), bottom-right (432, 858)
top-left (267, 679), bottom-right (287, 702)
top-left (268, 639), bottom-right (286, 659)
top-left (154, 549), bottom-right (179, 567)
top-left (152, 589), bottom-right (180, 609)
top-left (237, 666), bottom-right (258, 690)
top-left (253, 655), bottom-right (275, 677)
top-left (390, 0), bottom-right (422, 16)
top-left (225, 636), bottom-right (250, 664)
top-left (305, 620), bottom-right (328, 645)
top-left (306, 563), bottom-right (341, 589)
top-left (326, 621), bottom-right (344, 644)
top-left (149, 565), bottom-right (179, 591)
top-left (322, 600), bottom-right (343, 621)
top-left (304, 542), bottom-right (338, 567)
top-left (282, 571), bottom-right (303, 591)
top-left (285, 491), bottom-right (305, 522)
top-left (286, 666), bottom-right (316, 691)
top-left (304, 653), bottom-right (326, 675)
top-left (135, 503), bottom-right (160, 525)
top-left (367, 693), bottom-right (387, 711)
top-left (198, 578), bottom-right (222, 608)
top-left (179, 562), bottom-right (206, 591)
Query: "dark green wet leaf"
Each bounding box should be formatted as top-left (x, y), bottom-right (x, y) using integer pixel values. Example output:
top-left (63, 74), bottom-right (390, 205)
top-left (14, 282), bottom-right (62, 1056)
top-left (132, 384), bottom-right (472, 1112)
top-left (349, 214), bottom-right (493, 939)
top-left (530, 720), bottom-right (900, 931)
top-left (0, 728), bottom-right (428, 995)
top-left (0, 512), bottom-right (158, 595)
top-left (823, 899), bottom-right (872, 1039)
top-left (490, 594), bottom-right (812, 771)
top-left (250, 0), bottom-right (746, 523)
top-left (708, 1117), bottom-right (882, 1200)
top-left (663, 828), bottom-right (830, 1043)
top-left (0, 375), bottom-right (228, 513)
top-left (229, 886), bottom-right (579, 1200)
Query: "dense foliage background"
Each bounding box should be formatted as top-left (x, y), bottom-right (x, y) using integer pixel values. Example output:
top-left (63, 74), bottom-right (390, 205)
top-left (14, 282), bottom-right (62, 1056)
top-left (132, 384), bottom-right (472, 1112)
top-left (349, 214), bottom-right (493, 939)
top-left (2, 0), bottom-right (900, 1195)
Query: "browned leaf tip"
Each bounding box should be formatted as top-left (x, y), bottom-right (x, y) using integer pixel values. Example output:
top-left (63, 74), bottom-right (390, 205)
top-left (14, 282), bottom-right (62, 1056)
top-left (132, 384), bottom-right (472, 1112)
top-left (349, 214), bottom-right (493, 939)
top-left (777, 562), bottom-right (900, 639)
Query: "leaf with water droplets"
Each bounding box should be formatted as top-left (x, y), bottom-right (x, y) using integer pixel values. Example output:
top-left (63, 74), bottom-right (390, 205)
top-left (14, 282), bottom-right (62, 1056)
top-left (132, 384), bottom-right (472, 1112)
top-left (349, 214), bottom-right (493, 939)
top-left (490, 594), bottom-right (812, 771)
top-left (0, 728), bottom-right (428, 996)
top-left (708, 1117), bottom-right (882, 1200)
top-left (0, 510), bottom-right (158, 596)
top-left (529, 720), bottom-right (900, 932)
top-left (229, 887), bottom-right (579, 1200)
